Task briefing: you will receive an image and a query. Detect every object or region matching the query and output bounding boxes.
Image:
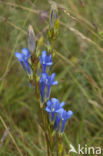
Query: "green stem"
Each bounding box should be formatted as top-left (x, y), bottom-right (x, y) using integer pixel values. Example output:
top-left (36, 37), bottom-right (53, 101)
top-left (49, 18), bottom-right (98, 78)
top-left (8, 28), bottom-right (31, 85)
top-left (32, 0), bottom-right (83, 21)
top-left (45, 132), bottom-right (50, 156)
top-left (58, 137), bottom-right (64, 156)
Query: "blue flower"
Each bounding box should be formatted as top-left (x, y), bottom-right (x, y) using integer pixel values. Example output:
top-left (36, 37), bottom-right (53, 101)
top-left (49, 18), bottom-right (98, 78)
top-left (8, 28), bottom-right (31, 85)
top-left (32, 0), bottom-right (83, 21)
top-left (55, 108), bottom-right (73, 132)
top-left (39, 73), bottom-right (58, 101)
top-left (46, 73), bottom-right (58, 98)
top-left (39, 73), bottom-right (48, 101)
top-left (15, 48), bottom-right (31, 74)
top-left (45, 98), bottom-right (65, 121)
top-left (40, 50), bottom-right (52, 72)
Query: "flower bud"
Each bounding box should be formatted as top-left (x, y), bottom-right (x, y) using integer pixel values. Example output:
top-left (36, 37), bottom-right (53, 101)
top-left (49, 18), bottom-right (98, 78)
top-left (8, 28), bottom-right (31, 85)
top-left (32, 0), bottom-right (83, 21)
top-left (27, 25), bottom-right (35, 53)
top-left (50, 2), bottom-right (58, 28)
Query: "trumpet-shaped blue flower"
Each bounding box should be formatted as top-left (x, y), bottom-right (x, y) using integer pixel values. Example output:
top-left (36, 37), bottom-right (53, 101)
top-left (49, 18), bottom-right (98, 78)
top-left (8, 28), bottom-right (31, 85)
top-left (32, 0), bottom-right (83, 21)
top-left (39, 72), bottom-right (48, 84)
top-left (39, 72), bottom-right (48, 101)
top-left (15, 48), bottom-right (31, 74)
top-left (55, 108), bottom-right (73, 132)
top-left (40, 50), bottom-right (52, 72)
top-left (40, 73), bottom-right (58, 101)
top-left (45, 98), bottom-right (65, 121)
top-left (46, 73), bottom-right (58, 98)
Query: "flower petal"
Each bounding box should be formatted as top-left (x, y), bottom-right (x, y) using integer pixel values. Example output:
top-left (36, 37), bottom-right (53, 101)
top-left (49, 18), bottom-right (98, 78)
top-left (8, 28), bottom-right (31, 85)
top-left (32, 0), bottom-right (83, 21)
top-left (51, 98), bottom-right (58, 104)
top-left (46, 62), bottom-right (52, 66)
top-left (67, 110), bottom-right (73, 119)
top-left (56, 108), bottom-right (64, 113)
top-left (45, 107), bottom-right (51, 112)
top-left (61, 120), bottom-right (66, 132)
top-left (20, 61), bottom-right (25, 71)
top-left (60, 102), bottom-right (65, 107)
top-left (42, 50), bottom-right (47, 58)
top-left (51, 73), bottom-right (56, 82)
top-left (15, 52), bottom-right (24, 61)
top-left (22, 47), bottom-right (30, 58)
top-left (52, 81), bottom-right (58, 85)
top-left (47, 100), bottom-right (52, 106)
top-left (24, 61), bottom-right (31, 74)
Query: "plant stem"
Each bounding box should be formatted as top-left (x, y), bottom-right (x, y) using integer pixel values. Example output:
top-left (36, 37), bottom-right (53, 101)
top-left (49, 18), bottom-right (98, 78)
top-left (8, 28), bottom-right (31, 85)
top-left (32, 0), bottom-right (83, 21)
top-left (45, 132), bottom-right (50, 156)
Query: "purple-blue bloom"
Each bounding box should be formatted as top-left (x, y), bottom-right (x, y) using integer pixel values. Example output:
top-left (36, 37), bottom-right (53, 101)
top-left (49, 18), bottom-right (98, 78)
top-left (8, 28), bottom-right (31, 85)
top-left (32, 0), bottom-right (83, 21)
top-left (40, 50), bottom-right (52, 72)
top-left (15, 48), bottom-right (31, 74)
top-left (22, 47), bottom-right (31, 58)
top-left (46, 73), bottom-right (58, 98)
top-left (39, 72), bottom-right (48, 101)
top-left (40, 73), bottom-right (58, 101)
top-left (55, 108), bottom-right (73, 132)
top-left (39, 49), bottom-right (73, 132)
top-left (45, 98), bottom-right (65, 121)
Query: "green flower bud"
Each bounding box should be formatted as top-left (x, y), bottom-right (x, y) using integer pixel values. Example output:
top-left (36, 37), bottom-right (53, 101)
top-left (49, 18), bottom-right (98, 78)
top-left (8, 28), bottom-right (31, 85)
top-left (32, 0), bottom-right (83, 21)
top-left (27, 25), bottom-right (35, 53)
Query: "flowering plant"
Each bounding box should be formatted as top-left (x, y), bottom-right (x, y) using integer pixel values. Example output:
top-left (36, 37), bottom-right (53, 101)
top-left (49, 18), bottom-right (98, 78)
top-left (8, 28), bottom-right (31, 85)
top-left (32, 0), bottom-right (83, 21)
top-left (15, 2), bottom-right (73, 155)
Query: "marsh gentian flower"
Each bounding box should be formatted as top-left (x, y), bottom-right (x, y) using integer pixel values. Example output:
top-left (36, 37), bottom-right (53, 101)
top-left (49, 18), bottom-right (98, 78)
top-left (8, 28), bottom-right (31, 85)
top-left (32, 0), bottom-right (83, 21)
top-left (46, 73), bottom-right (58, 98)
top-left (40, 73), bottom-right (58, 101)
top-left (39, 72), bottom-right (48, 101)
top-left (55, 109), bottom-right (73, 132)
top-left (45, 98), bottom-right (65, 121)
top-left (40, 50), bottom-right (52, 72)
top-left (15, 48), bottom-right (31, 74)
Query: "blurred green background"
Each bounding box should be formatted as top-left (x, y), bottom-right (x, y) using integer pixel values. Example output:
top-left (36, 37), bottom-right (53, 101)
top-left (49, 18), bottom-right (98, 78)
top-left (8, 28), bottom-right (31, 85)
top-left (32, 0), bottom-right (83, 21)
top-left (0, 0), bottom-right (103, 155)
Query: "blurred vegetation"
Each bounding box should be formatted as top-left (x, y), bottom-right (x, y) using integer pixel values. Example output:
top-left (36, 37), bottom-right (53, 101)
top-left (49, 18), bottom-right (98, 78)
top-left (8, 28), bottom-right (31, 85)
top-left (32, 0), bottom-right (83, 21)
top-left (0, 0), bottom-right (103, 155)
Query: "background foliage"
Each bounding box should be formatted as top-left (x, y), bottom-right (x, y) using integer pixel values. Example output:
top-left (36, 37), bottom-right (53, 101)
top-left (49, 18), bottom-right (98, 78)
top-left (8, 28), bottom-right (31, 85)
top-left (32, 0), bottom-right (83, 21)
top-left (0, 0), bottom-right (103, 155)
